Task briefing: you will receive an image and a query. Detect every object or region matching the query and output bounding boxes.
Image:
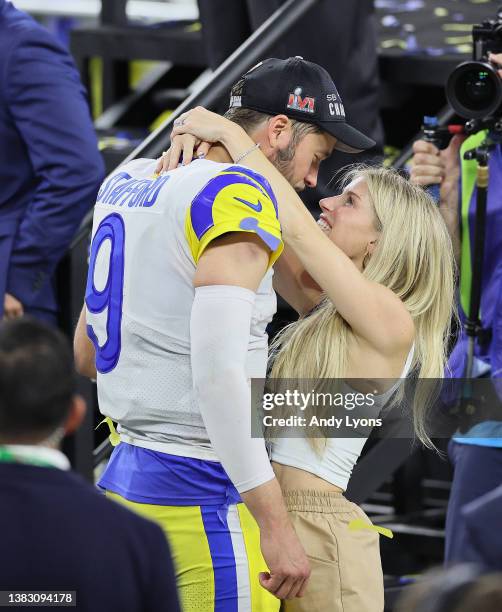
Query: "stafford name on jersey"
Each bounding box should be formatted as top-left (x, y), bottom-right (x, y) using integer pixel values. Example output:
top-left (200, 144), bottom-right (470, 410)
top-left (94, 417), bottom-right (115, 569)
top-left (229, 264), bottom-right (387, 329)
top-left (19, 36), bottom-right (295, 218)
top-left (96, 172), bottom-right (171, 209)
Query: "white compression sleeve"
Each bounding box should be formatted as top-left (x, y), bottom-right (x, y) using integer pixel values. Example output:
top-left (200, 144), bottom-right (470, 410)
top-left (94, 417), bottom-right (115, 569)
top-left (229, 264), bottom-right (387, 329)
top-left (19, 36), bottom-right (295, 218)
top-left (190, 285), bottom-right (275, 493)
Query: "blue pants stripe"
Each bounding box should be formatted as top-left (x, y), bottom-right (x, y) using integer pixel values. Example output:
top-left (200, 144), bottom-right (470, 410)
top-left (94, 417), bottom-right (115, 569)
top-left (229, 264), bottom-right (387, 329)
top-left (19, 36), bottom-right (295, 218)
top-left (201, 505), bottom-right (238, 611)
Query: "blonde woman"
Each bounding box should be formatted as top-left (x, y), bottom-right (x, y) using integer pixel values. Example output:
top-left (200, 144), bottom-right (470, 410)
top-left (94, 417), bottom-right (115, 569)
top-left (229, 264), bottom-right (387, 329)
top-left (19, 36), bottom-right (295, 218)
top-left (158, 107), bottom-right (456, 612)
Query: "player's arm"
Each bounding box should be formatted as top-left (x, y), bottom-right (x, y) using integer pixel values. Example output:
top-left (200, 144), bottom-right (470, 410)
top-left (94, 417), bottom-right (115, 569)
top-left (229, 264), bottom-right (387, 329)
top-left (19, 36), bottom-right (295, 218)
top-left (190, 232), bottom-right (309, 599)
top-left (74, 305), bottom-right (97, 379)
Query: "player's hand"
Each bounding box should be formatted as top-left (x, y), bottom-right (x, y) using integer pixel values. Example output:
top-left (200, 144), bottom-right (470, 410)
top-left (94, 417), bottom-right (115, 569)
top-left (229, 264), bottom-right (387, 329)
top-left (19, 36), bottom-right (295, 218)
top-left (155, 134), bottom-right (210, 174)
top-left (410, 134), bottom-right (465, 212)
top-left (3, 293), bottom-right (24, 320)
top-left (258, 523), bottom-right (311, 600)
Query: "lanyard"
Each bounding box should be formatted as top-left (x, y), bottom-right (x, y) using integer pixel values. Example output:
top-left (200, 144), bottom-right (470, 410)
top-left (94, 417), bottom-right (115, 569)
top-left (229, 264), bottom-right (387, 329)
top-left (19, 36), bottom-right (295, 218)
top-left (0, 446), bottom-right (57, 469)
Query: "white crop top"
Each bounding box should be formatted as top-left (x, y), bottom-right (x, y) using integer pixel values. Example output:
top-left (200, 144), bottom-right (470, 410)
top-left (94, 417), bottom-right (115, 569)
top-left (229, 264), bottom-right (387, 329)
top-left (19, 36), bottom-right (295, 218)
top-left (269, 346), bottom-right (415, 491)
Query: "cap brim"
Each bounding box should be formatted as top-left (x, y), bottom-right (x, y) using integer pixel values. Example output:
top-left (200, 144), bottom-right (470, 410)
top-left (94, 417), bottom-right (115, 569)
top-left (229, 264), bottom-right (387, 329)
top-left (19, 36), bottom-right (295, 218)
top-left (319, 121), bottom-right (376, 154)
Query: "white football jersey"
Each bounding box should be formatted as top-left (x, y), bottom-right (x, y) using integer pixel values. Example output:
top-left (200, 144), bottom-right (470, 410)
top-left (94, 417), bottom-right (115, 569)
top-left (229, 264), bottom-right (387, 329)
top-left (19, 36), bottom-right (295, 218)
top-left (85, 158), bottom-right (283, 460)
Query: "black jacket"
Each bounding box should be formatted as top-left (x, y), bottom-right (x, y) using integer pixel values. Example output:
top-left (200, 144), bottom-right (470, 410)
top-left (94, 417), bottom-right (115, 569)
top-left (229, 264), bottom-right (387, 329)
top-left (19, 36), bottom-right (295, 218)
top-left (0, 463), bottom-right (180, 612)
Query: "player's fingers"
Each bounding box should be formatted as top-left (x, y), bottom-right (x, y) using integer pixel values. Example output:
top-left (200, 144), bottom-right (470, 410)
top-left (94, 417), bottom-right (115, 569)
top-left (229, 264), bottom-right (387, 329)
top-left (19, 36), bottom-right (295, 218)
top-left (296, 576), bottom-right (309, 598)
top-left (285, 577), bottom-right (305, 600)
top-left (196, 141), bottom-right (211, 159)
top-left (281, 575), bottom-right (306, 600)
top-left (259, 572), bottom-right (284, 598)
top-left (275, 576), bottom-right (297, 600)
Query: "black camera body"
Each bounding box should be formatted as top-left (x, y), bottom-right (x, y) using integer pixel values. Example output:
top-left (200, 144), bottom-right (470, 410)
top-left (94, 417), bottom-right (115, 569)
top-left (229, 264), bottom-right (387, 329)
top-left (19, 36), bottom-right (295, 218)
top-left (446, 7), bottom-right (502, 125)
top-left (472, 11), bottom-right (502, 59)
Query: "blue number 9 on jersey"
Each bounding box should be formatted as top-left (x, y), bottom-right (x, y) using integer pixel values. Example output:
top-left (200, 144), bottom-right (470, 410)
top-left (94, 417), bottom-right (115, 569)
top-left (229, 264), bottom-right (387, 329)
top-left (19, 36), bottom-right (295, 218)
top-left (85, 213), bottom-right (125, 373)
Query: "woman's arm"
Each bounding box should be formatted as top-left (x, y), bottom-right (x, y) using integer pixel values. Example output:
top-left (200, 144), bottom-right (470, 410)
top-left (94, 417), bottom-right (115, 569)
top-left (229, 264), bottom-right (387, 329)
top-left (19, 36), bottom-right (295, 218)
top-left (172, 109), bottom-right (414, 352)
top-left (273, 246), bottom-right (323, 316)
top-left (217, 122), bottom-right (413, 352)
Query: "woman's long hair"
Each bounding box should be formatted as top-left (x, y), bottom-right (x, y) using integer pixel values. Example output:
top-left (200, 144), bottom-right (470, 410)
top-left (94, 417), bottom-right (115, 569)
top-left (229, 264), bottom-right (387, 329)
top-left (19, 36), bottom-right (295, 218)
top-left (269, 165), bottom-right (457, 448)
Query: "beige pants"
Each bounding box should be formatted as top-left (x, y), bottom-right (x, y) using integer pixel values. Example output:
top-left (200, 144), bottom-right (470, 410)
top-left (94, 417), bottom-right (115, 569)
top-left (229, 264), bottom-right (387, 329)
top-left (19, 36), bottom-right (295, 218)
top-left (282, 490), bottom-right (384, 612)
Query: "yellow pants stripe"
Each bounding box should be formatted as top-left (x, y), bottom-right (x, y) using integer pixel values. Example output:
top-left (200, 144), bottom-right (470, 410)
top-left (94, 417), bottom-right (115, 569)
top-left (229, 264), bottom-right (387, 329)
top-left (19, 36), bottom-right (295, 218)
top-left (237, 504), bottom-right (279, 612)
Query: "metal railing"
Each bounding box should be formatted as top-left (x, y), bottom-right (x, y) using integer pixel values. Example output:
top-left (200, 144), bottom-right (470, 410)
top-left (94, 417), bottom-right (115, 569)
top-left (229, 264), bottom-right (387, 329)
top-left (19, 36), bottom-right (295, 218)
top-left (73, 0), bottom-right (321, 255)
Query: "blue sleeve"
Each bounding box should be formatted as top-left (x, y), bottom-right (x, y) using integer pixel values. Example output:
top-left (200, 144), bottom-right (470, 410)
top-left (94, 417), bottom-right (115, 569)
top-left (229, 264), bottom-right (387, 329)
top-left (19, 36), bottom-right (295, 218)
top-left (4, 28), bottom-right (105, 307)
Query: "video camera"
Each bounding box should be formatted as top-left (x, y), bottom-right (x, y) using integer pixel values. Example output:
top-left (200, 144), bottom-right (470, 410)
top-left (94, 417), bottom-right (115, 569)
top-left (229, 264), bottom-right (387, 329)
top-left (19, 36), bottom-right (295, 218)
top-left (446, 6), bottom-right (502, 129)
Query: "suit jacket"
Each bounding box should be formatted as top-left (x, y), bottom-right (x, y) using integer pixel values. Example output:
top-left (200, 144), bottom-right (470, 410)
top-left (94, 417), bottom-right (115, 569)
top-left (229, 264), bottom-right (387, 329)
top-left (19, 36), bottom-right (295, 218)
top-left (0, 0), bottom-right (104, 317)
top-left (0, 463), bottom-right (180, 612)
top-left (463, 482), bottom-right (502, 571)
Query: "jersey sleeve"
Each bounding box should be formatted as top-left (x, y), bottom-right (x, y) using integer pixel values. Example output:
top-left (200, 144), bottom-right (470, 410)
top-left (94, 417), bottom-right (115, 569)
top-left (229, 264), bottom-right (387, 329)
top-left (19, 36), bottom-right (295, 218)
top-left (184, 165), bottom-right (283, 268)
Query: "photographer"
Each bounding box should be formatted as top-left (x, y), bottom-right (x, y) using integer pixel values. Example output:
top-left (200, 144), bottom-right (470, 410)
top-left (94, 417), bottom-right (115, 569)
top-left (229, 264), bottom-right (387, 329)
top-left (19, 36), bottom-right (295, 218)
top-left (410, 49), bottom-right (502, 566)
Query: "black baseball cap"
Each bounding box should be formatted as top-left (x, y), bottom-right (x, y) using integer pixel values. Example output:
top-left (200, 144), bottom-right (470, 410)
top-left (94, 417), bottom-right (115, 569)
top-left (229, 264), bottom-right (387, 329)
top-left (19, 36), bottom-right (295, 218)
top-left (229, 57), bottom-right (376, 154)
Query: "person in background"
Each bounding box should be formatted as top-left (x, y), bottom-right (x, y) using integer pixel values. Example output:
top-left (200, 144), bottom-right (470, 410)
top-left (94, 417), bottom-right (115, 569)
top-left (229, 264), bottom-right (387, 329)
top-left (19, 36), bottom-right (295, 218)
top-left (0, 0), bottom-right (104, 324)
top-left (0, 318), bottom-right (180, 612)
top-left (395, 565), bottom-right (502, 612)
top-left (410, 51), bottom-right (502, 566)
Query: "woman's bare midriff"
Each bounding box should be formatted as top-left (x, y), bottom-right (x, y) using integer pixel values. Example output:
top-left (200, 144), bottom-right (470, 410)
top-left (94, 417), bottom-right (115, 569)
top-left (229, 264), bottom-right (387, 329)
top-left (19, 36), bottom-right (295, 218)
top-left (272, 461), bottom-right (344, 494)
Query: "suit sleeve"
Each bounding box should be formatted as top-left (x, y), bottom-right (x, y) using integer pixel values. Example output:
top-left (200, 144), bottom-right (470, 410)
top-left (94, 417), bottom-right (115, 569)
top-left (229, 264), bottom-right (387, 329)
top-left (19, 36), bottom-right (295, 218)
top-left (5, 28), bottom-right (105, 307)
top-left (185, 164), bottom-right (283, 268)
top-left (144, 523), bottom-right (181, 612)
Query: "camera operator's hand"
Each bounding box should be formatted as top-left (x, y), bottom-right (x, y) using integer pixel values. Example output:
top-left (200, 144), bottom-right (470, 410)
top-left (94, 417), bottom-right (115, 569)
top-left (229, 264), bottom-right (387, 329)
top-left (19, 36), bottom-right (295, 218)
top-left (410, 134), bottom-right (465, 204)
top-left (410, 133), bottom-right (466, 262)
top-left (488, 52), bottom-right (502, 77)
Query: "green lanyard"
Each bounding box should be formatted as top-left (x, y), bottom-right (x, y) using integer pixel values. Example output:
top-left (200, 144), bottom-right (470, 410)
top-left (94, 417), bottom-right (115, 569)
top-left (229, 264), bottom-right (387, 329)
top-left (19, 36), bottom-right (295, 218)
top-left (0, 446), bottom-right (56, 469)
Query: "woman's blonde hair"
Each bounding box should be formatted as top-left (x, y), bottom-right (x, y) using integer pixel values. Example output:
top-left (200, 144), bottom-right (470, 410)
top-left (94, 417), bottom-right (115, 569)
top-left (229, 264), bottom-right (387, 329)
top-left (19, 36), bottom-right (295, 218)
top-left (269, 165), bottom-right (457, 447)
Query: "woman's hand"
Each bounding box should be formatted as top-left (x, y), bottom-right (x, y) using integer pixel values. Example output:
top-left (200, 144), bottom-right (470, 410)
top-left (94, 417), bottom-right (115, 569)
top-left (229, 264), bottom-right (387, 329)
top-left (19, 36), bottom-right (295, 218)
top-left (155, 106), bottom-right (253, 173)
top-left (155, 134), bottom-right (210, 174)
top-left (171, 106), bottom-right (240, 145)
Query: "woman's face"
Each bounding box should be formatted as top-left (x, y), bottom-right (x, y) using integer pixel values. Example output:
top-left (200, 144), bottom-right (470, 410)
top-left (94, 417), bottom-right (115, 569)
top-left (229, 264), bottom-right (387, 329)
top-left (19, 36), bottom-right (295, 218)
top-left (317, 177), bottom-right (380, 270)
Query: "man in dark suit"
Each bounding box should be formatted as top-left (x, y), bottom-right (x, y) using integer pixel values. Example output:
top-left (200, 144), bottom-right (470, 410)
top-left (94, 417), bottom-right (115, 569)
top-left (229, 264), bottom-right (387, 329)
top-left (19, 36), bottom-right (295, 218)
top-left (0, 0), bottom-right (105, 324)
top-left (0, 318), bottom-right (180, 612)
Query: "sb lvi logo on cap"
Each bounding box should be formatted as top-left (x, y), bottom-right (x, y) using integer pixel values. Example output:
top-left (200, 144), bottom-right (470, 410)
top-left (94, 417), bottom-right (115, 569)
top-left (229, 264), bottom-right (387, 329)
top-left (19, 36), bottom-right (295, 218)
top-left (287, 87), bottom-right (315, 114)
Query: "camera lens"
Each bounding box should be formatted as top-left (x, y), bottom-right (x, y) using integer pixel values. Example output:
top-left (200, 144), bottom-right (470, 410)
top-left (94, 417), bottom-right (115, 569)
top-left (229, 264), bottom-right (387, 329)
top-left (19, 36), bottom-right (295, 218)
top-left (446, 61), bottom-right (502, 119)
top-left (457, 69), bottom-right (495, 110)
